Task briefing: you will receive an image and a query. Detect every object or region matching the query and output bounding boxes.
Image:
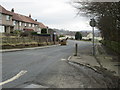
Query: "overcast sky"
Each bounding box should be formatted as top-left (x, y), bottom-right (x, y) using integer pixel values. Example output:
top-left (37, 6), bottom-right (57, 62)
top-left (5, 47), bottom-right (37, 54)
top-left (0, 0), bottom-right (95, 31)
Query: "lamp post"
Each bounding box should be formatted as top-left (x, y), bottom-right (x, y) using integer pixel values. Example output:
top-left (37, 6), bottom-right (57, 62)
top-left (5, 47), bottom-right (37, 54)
top-left (89, 18), bottom-right (96, 56)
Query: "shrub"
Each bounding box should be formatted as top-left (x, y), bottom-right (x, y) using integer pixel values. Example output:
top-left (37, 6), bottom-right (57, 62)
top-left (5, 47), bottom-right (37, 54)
top-left (75, 32), bottom-right (82, 40)
top-left (41, 28), bottom-right (47, 34)
top-left (20, 32), bottom-right (29, 37)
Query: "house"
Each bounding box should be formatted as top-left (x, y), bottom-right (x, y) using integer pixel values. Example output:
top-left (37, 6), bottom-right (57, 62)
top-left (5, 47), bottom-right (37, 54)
top-left (82, 32), bottom-right (102, 41)
top-left (36, 21), bottom-right (47, 34)
top-left (0, 5), bottom-right (13, 33)
top-left (0, 5), bottom-right (58, 43)
top-left (0, 5), bottom-right (46, 34)
top-left (11, 11), bottom-right (39, 32)
top-left (87, 33), bottom-right (93, 39)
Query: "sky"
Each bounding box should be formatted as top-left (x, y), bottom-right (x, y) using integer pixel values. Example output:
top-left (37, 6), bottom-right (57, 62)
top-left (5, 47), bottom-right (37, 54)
top-left (0, 0), bottom-right (95, 31)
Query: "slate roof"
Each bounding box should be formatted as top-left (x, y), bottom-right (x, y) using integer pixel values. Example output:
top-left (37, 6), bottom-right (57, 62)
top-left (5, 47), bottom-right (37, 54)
top-left (12, 13), bottom-right (38, 24)
top-left (0, 5), bottom-right (47, 26)
top-left (0, 5), bottom-right (12, 15)
top-left (37, 22), bottom-right (47, 28)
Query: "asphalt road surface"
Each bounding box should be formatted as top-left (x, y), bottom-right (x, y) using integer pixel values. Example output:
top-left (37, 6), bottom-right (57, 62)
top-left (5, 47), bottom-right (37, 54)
top-left (2, 40), bottom-right (118, 88)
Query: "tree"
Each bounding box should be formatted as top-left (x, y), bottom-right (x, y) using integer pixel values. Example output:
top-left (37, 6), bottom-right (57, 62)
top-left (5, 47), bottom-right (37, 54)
top-left (72, 1), bottom-right (120, 56)
top-left (72, 1), bottom-right (120, 42)
top-left (41, 28), bottom-right (47, 34)
top-left (59, 35), bottom-right (65, 37)
top-left (75, 32), bottom-right (82, 40)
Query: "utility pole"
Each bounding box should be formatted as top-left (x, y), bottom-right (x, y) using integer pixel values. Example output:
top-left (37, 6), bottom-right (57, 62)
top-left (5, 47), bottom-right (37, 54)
top-left (90, 18), bottom-right (96, 56)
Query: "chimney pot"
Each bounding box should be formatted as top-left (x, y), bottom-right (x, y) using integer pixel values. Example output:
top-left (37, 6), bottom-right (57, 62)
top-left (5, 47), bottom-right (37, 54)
top-left (11, 8), bottom-right (14, 12)
top-left (29, 14), bottom-right (31, 18)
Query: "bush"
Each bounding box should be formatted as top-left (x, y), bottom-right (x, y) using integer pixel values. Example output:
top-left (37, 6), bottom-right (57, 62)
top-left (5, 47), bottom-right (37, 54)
top-left (59, 35), bottom-right (65, 37)
top-left (31, 32), bottom-right (37, 35)
top-left (20, 32), bottom-right (29, 37)
top-left (14, 30), bottom-right (21, 34)
top-left (41, 28), bottom-right (47, 34)
top-left (75, 32), bottom-right (82, 40)
top-left (101, 40), bottom-right (120, 54)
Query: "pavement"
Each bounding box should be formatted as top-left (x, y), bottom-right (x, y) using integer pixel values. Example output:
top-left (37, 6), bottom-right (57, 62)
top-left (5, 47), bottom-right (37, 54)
top-left (68, 43), bottom-right (120, 77)
top-left (68, 54), bottom-right (100, 72)
top-left (95, 43), bottom-right (120, 77)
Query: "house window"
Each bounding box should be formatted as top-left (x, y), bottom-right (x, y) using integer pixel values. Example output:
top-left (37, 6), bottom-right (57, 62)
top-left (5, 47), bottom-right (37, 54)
top-left (25, 23), bottom-right (27, 26)
top-left (19, 22), bottom-right (22, 26)
top-left (13, 21), bottom-right (16, 25)
top-left (32, 24), bottom-right (34, 27)
top-left (0, 13), bottom-right (2, 20)
top-left (0, 25), bottom-right (5, 33)
top-left (6, 15), bottom-right (10, 21)
top-left (29, 23), bottom-right (31, 27)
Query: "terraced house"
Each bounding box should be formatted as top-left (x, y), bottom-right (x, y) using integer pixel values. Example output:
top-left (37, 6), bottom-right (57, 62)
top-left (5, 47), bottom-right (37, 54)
top-left (0, 5), bottom-right (47, 33)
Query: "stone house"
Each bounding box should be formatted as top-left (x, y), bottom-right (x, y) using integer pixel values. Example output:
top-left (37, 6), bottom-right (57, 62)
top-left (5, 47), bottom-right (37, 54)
top-left (0, 5), bottom-right (57, 43)
top-left (36, 21), bottom-right (47, 34)
top-left (0, 5), bottom-right (13, 33)
top-left (0, 5), bottom-right (46, 33)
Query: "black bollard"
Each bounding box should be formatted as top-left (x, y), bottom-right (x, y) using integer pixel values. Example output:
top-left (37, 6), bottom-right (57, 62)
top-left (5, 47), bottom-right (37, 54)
top-left (74, 43), bottom-right (78, 56)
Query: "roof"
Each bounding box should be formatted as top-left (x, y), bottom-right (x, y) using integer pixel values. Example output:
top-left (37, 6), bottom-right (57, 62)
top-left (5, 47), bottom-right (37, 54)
top-left (0, 5), bottom-right (12, 15)
top-left (12, 13), bottom-right (38, 24)
top-left (0, 5), bottom-right (38, 24)
top-left (37, 22), bottom-right (47, 28)
top-left (0, 5), bottom-right (47, 26)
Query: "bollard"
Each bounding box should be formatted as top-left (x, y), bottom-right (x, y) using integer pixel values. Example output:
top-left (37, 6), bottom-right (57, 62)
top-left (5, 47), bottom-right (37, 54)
top-left (74, 43), bottom-right (78, 56)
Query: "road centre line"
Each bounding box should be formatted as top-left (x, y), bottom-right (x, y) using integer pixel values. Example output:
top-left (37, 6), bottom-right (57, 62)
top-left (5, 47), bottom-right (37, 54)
top-left (0, 70), bottom-right (27, 86)
top-left (67, 56), bottom-right (72, 60)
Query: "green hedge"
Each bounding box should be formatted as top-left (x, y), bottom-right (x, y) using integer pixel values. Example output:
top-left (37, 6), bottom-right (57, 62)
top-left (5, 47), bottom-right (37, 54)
top-left (101, 40), bottom-right (120, 54)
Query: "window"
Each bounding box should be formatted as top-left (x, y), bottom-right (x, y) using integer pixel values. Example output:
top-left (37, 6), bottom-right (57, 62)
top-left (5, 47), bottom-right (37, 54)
top-left (29, 23), bottom-right (31, 27)
top-left (32, 24), bottom-right (34, 27)
top-left (25, 23), bottom-right (27, 26)
top-left (13, 21), bottom-right (16, 25)
top-left (19, 22), bottom-right (22, 26)
top-left (6, 15), bottom-right (10, 21)
top-left (0, 13), bottom-right (2, 20)
top-left (0, 25), bottom-right (5, 33)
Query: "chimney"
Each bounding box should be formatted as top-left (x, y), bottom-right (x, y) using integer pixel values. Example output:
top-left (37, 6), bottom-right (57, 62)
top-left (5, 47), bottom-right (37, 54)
top-left (29, 14), bottom-right (31, 18)
top-left (35, 19), bottom-right (37, 21)
top-left (11, 8), bottom-right (14, 12)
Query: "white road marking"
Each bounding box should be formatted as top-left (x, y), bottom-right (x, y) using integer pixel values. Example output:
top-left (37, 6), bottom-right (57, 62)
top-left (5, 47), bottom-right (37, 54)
top-left (61, 59), bottom-right (66, 61)
top-left (0, 70), bottom-right (27, 86)
top-left (67, 56), bottom-right (71, 60)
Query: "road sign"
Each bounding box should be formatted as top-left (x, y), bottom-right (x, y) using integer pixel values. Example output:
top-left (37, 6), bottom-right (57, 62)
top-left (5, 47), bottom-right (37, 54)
top-left (90, 18), bottom-right (96, 27)
top-left (89, 18), bottom-right (96, 55)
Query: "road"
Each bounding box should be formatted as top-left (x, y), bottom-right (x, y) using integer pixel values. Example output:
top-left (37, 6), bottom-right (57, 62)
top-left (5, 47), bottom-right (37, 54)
top-left (2, 40), bottom-right (113, 88)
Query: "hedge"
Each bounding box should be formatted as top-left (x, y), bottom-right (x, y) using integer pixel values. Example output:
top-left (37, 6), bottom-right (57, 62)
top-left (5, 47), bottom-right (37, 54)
top-left (101, 40), bottom-right (120, 54)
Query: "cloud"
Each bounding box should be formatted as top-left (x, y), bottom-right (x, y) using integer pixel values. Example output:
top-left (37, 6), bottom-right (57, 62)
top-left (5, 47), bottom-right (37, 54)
top-left (0, 0), bottom-right (93, 31)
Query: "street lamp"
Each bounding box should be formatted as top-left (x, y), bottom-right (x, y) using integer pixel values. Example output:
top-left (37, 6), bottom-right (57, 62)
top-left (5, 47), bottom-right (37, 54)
top-left (89, 18), bottom-right (96, 56)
